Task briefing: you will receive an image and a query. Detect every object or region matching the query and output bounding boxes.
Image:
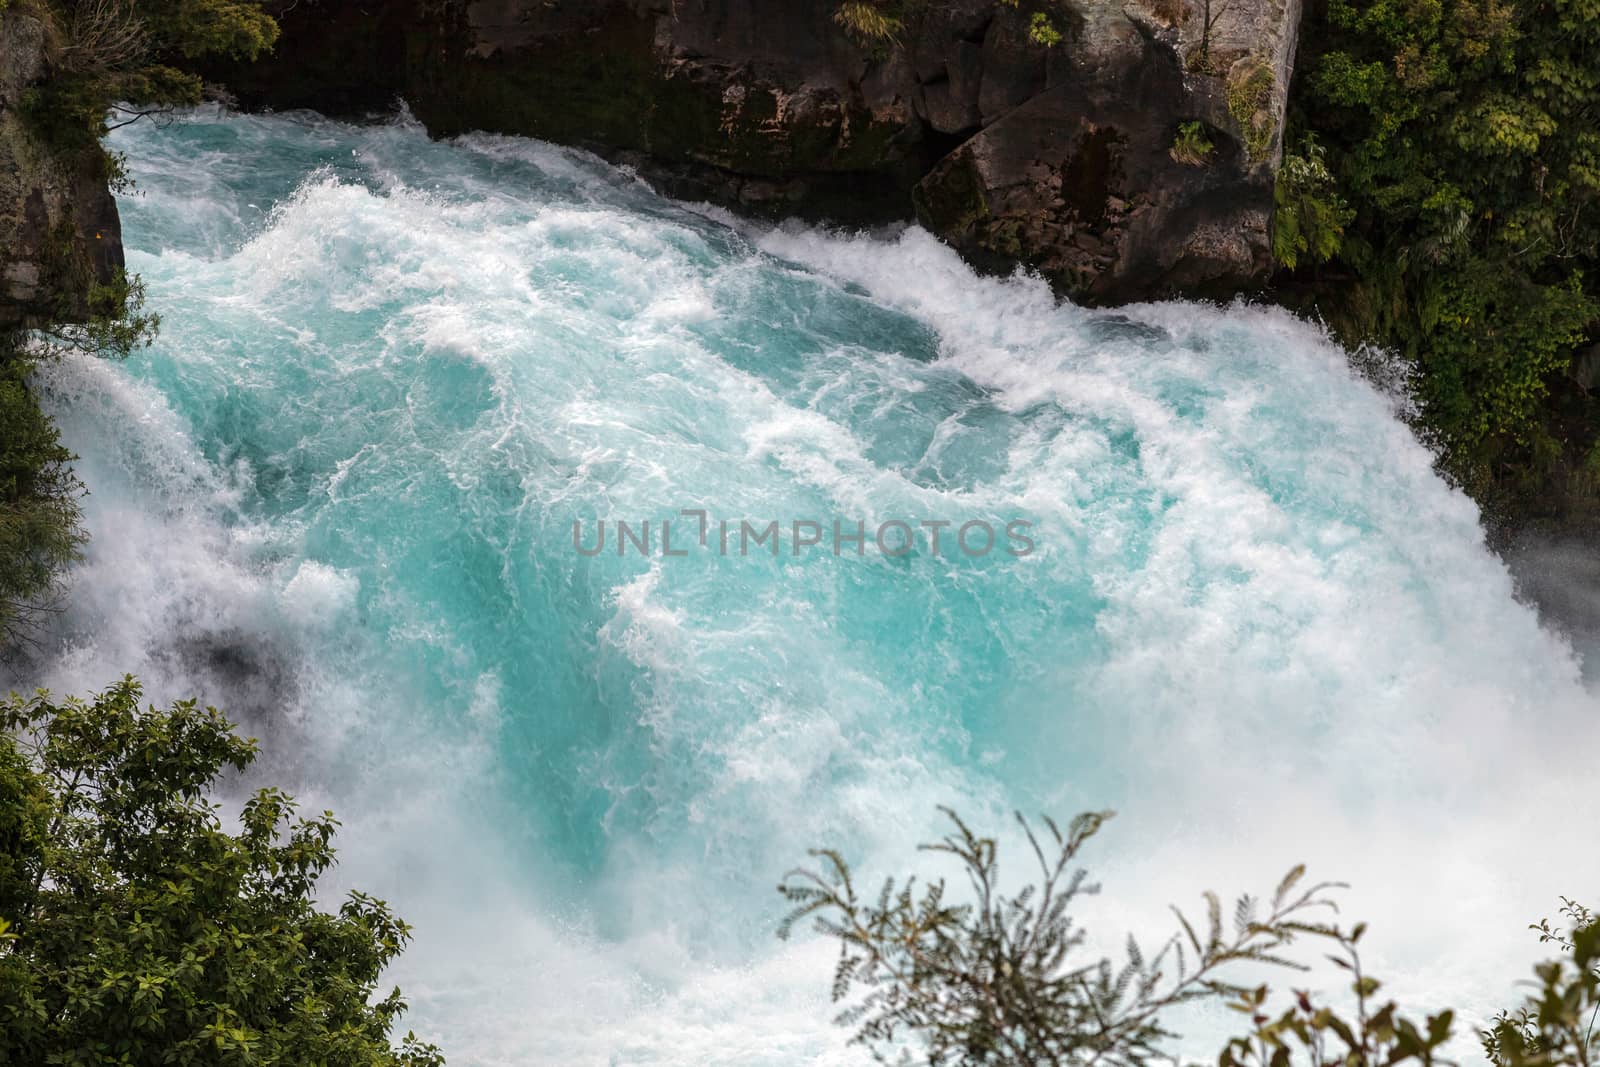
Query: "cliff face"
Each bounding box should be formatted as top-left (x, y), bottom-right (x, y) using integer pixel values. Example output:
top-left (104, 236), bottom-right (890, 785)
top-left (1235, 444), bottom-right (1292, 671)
top-left (0, 6), bottom-right (124, 327)
top-left (212, 0), bottom-right (1301, 304)
top-left (906, 0), bottom-right (1301, 300)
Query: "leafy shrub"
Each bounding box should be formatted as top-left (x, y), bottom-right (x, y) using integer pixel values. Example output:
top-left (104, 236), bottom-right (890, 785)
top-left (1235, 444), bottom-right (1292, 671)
top-left (56, 0), bottom-right (149, 76)
top-left (143, 0), bottom-right (277, 61)
top-left (1215, 925), bottom-right (1455, 1067)
top-left (784, 807), bottom-right (1599, 1067)
top-left (0, 678), bottom-right (444, 1067)
top-left (834, 1), bottom-right (903, 43)
top-left (28, 0), bottom-right (279, 153)
top-left (1287, 0), bottom-right (1600, 503)
top-left (1272, 138), bottom-right (1354, 268)
top-left (1024, 9), bottom-right (1062, 47)
top-left (1483, 898), bottom-right (1600, 1067)
top-left (779, 807), bottom-right (1341, 1065)
top-left (0, 345), bottom-right (84, 650)
top-left (834, 1), bottom-right (1067, 50)
top-left (37, 270), bottom-right (161, 360)
top-left (1416, 264), bottom-right (1592, 449)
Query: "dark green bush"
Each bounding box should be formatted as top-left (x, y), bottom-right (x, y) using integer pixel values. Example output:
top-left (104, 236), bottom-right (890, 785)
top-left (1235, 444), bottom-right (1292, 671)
top-left (784, 808), bottom-right (1599, 1067)
top-left (1272, 138), bottom-right (1353, 270)
top-left (0, 345), bottom-right (85, 649)
top-left (0, 678), bottom-right (444, 1066)
top-left (1284, 0), bottom-right (1600, 505)
top-left (27, 0), bottom-right (279, 154)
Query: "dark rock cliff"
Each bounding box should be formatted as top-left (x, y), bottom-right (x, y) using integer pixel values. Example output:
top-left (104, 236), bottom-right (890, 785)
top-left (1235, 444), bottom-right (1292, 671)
top-left (211, 0), bottom-right (1301, 305)
top-left (0, 5), bottom-right (123, 327)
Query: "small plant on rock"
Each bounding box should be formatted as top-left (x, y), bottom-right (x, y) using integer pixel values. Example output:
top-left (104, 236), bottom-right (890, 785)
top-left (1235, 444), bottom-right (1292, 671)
top-left (1170, 121), bottom-right (1216, 166)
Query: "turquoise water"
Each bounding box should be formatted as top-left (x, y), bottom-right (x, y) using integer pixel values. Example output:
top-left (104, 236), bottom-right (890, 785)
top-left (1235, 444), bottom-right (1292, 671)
top-left (19, 108), bottom-right (1600, 1064)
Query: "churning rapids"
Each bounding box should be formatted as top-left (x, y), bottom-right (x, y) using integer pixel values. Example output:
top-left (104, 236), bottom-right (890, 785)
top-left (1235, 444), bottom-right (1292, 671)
top-left (9, 107), bottom-right (1600, 1064)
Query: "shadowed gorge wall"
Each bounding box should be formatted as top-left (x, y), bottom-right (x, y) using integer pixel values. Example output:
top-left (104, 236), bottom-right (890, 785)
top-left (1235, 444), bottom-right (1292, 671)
top-left (0, 5), bottom-right (123, 327)
top-left (204, 0), bottom-right (1301, 305)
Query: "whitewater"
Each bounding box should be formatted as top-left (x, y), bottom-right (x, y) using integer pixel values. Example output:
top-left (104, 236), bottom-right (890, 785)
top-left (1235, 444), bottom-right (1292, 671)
top-left (11, 106), bottom-right (1600, 1064)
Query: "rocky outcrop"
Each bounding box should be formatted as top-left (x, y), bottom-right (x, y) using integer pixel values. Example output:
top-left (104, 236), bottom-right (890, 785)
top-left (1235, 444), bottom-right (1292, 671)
top-left (908, 0), bottom-right (1300, 300)
top-left (207, 0), bottom-right (1302, 304)
top-left (0, 5), bottom-right (124, 327)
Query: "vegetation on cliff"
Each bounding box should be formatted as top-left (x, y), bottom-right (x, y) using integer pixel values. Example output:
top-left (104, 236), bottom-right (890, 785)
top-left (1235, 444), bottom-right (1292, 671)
top-left (1280, 0), bottom-right (1600, 525)
top-left (0, 0), bottom-right (276, 651)
top-left (0, 678), bottom-right (443, 1066)
top-left (783, 808), bottom-right (1600, 1066)
top-left (0, 281), bottom-right (157, 651)
top-left (833, 0), bottom-right (1071, 48)
top-left (0, 343), bottom-right (84, 648)
top-left (25, 0), bottom-right (276, 160)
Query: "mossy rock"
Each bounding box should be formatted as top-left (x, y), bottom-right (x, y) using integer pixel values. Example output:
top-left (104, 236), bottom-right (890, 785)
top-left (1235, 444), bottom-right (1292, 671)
top-left (1225, 55), bottom-right (1275, 163)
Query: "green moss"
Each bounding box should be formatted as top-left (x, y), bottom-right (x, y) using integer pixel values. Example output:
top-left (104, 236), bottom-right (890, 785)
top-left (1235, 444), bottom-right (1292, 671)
top-left (987, 218), bottom-right (1026, 257)
top-left (912, 148), bottom-right (990, 236)
top-left (1226, 57), bottom-right (1276, 162)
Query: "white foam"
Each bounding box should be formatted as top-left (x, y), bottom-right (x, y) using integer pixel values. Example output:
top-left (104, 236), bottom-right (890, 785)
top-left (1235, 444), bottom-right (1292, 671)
top-left (20, 110), bottom-right (1594, 1067)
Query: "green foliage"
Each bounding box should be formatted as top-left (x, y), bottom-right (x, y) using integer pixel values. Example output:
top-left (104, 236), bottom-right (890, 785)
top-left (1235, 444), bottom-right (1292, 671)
top-left (1026, 10), bottom-right (1062, 47)
top-left (1273, 138), bottom-right (1354, 269)
top-left (0, 678), bottom-right (444, 1067)
top-left (1227, 57), bottom-right (1277, 162)
top-left (0, 343), bottom-right (85, 650)
top-left (1483, 898), bottom-right (1600, 1067)
top-left (1288, 0), bottom-right (1600, 497)
top-left (998, 0), bottom-right (1066, 47)
top-left (1171, 121), bottom-right (1216, 167)
top-left (785, 810), bottom-right (1599, 1067)
top-left (1216, 926), bottom-right (1456, 1067)
top-left (37, 270), bottom-right (161, 360)
top-left (834, 1), bottom-right (1067, 50)
top-left (26, 0), bottom-right (279, 153)
top-left (777, 806), bottom-right (1341, 1066)
top-left (1416, 264), bottom-right (1591, 448)
top-left (0, 271), bottom-right (157, 650)
top-left (834, 1), bottom-right (904, 43)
